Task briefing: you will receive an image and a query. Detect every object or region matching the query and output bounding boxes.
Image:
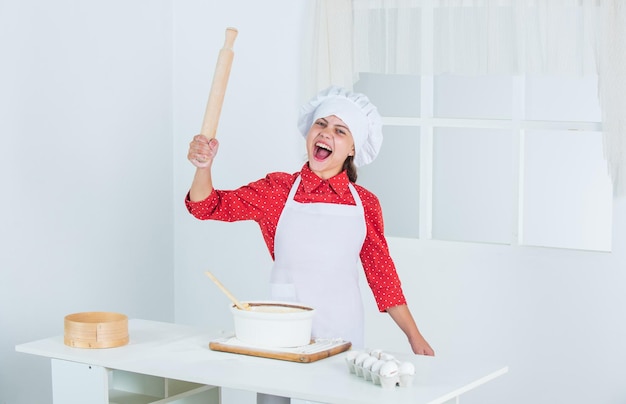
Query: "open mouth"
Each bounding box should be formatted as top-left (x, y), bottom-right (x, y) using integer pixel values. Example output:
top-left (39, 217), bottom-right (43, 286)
top-left (314, 142), bottom-right (332, 160)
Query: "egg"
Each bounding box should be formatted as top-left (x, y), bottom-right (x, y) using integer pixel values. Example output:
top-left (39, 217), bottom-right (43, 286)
top-left (363, 355), bottom-right (378, 368)
top-left (354, 352), bottom-right (370, 367)
top-left (398, 361), bottom-right (416, 387)
top-left (379, 353), bottom-right (396, 361)
top-left (361, 356), bottom-right (378, 381)
top-left (344, 350), bottom-right (360, 373)
top-left (345, 350), bottom-right (360, 361)
top-left (369, 348), bottom-right (384, 359)
top-left (354, 352), bottom-right (371, 377)
top-left (378, 360), bottom-right (399, 389)
top-left (369, 359), bottom-right (386, 385)
top-left (379, 360), bottom-right (399, 378)
top-left (398, 361), bottom-right (415, 376)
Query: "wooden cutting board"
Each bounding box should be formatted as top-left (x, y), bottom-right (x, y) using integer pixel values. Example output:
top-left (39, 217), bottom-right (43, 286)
top-left (209, 337), bottom-right (352, 363)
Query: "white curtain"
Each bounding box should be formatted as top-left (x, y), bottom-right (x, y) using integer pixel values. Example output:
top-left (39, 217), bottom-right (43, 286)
top-left (312, 0), bottom-right (626, 196)
top-left (594, 2), bottom-right (626, 197)
top-left (312, 0), bottom-right (354, 92)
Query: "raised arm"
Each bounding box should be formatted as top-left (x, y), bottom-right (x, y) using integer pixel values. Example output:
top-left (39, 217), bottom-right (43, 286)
top-left (188, 135), bottom-right (219, 202)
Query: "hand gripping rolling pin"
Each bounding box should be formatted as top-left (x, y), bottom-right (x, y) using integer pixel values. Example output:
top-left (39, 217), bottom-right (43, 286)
top-left (193, 27), bottom-right (238, 167)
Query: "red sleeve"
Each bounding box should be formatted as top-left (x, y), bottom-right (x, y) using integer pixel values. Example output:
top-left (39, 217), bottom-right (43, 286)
top-left (185, 172), bottom-right (296, 258)
top-left (356, 186), bottom-right (407, 312)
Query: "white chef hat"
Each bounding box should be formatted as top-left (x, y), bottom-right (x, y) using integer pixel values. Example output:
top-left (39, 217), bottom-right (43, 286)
top-left (297, 86), bottom-right (383, 167)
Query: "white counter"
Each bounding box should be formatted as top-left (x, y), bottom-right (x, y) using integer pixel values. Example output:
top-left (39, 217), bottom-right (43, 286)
top-left (16, 319), bottom-right (507, 404)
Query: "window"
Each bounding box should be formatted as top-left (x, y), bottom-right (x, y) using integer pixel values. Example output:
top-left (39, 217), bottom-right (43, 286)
top-left (355, 72), bottom-right (612, 251)
top-left (311, 1), bottom-right (616, 251)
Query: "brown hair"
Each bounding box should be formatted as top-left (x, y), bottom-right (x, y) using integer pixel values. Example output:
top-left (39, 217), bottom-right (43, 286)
top-left (343, 156), bottom-right (358, 183)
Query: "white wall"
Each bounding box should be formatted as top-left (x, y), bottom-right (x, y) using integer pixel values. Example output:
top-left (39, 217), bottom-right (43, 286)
top-left (172, 3), bottom-right (626, 404)
top-left (3, 1), bottom-right (626, 404)
top-left (0, 1), bottom-right (175, 403)
top-left (172, 3), bottom-right (312, 401)
top-left (173, 0), bottom-right (312, 328)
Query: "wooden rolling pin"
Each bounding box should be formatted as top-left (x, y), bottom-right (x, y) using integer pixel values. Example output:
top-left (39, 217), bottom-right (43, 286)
top-left (194, 27), bottom-right (238, 167)
top-left (205, 271), bottom-right (250, 310)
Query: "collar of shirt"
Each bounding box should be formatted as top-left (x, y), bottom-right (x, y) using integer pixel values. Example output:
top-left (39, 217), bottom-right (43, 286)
top-left (300, 163), bottom-right (351, 197)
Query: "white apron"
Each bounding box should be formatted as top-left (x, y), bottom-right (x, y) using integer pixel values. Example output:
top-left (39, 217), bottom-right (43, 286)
top-left (270, 175), bottom-right (367, 347)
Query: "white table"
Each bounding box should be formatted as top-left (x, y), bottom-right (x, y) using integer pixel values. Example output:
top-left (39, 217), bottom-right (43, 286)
top-left (16, 319), bottom-right (508, 404)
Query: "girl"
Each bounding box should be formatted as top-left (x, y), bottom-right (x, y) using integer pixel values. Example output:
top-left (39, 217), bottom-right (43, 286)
top-left (186, 86), bottom-right (434, 358)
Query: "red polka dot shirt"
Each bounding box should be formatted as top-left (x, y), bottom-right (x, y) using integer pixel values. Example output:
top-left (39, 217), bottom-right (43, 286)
top-left (185, 163), bottom-right (407, 312)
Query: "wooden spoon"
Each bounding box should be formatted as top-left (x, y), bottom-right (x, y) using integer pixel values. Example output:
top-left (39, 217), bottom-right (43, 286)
top-left (205, 271), bottom-right (250, 310)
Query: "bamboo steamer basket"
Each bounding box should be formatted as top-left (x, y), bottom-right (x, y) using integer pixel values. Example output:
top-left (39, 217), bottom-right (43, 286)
top-left (64, 312), bottom-right (129, 348)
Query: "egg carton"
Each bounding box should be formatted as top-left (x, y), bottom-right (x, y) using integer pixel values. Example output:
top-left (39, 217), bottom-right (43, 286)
top-left (344, 349), bottom-right (415, 389)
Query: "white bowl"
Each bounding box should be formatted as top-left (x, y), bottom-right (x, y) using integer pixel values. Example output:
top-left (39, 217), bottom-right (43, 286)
top-left (231, 301), bottom-right (315, 348)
